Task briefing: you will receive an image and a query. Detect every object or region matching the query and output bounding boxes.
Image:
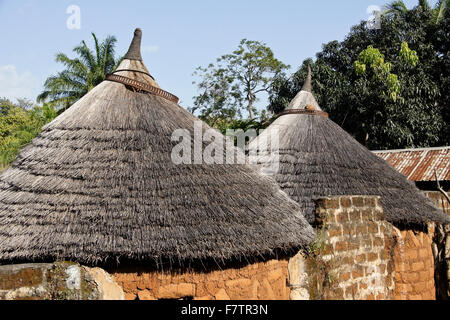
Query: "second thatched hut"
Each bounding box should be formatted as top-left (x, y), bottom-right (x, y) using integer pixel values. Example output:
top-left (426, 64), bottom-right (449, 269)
top-left (248, 67), bottom-right (450, 300)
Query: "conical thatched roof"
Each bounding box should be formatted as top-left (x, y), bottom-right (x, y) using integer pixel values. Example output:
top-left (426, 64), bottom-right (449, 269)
top-left (286, 67), bottom-right (321, 112)
top-left (0, 29), bottom-right (314, 266)
top-left (249, 69), bottom-right (449, 226)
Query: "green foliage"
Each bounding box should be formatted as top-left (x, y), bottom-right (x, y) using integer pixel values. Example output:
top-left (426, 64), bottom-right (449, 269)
top-left (355, 46), bottom-right (391, 76)
top-left (0, 99), bottom-right (57, 170)
top-left (384, 0), bottom-right (409, 16)
top-left (353, 43), bottom-right (417, 101)
top-left (190, 39), bottom-right (289, 120)
top-left (190, 64), bottom-right (242, 124)
top-left (202, 111), bottom-right (274, 137)
top-left (37, 33), bottom-right (122, 111)
top-left (399, 42), bottom-right (419, 66)
top-left (434, 0), bottom-right (450, 23)
top-left (384, 0), bottom-right (450, 23)
top-left (269, 4), bottom-right (449, 150)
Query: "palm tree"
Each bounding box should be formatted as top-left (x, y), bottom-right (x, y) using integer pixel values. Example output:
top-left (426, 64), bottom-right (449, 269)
top-left (384, 0), bottom-right (409, 16)
top-left (384, 0), bottom-right (449, 23)
top-left (38, 33), bottom-right (122, 111)
top-left (434, 0), bottom-right (450, 22)
top-left (418, 0), bottom-right (432, 11)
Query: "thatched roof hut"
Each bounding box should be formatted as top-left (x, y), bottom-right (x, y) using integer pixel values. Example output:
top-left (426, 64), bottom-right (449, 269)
top-left (0, 29), bottom-right (314, 267)
top-left (248, 67), bottom-right (449, 226)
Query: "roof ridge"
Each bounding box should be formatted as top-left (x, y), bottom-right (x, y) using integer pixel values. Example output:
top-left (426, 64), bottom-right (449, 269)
top-left (373, 146), bottom-right (450, 153)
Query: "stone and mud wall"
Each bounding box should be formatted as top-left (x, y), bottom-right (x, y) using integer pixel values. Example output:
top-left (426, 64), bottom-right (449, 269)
top-left (289, 196), bottom-right (396, 300)
top-left (0, 262), bottom-right (124, 300)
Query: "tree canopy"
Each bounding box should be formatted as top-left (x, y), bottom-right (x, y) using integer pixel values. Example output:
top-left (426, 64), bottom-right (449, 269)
top-left (384, 0), bottom-right (450, 23)
top-left (190, 39), bottom-right (289, 125)
top-left (269, 2), bottom-right (450, 150)
top-left (0, 98), bottom-right (57, 171)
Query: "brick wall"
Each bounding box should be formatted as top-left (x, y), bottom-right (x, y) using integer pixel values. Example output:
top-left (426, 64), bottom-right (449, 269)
top-left (109, 259), bottom-right (291, 300)
top-left (291, 196), bottom-right (396, 300)
top-left (392, 226), bottom-right (436, 300)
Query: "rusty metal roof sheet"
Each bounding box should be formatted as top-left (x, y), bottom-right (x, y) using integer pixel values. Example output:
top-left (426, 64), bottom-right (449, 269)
top-left (373, 147), bottom-right (450, 182)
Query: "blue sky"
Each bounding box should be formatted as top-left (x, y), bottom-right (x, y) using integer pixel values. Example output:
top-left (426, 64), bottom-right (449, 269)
top-left (0, 0), bottom-right (436, 110)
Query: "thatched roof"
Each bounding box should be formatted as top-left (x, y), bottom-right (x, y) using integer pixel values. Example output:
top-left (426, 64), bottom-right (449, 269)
top-left (0, 29), bottom-right (314, 266)
top-left (248, 69), bottom-right (449, 226)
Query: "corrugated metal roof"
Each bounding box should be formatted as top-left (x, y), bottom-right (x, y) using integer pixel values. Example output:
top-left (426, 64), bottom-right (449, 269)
top-left (373, 147), bottom-right (450, 182)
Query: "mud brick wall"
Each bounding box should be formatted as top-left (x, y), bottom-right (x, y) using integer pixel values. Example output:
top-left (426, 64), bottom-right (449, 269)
top-left (392, 226), bottom-right (436, 300)
top-left (302, 196), bottom-right (396, 300)
top-left (109, 259), bottom-right (290, 300)
top-left (0, 262), bottom-right (124, 300)
top-left (424, 191), bottom-right (449, 299)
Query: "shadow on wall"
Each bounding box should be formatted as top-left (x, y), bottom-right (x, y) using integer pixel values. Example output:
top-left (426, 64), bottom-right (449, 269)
top-left (424, 191), bottom-right (450, 300)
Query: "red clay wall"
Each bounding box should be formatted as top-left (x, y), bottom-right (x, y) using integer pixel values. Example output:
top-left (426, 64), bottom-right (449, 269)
top-left (109, 259), bottom-right (291, 300)
top-left (392, 227), bottom-right (436, 300)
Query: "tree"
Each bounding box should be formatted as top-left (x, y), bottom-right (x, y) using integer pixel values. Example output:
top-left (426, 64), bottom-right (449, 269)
top-left (190, 39), bottom-right (289, 121)
top-left (384, 0), bottom-right (450, 23)
top-left (0, 98), bottom-right (57, 171)
top-left (435, 0), bottom-right (450, 22)
top-left (190, 65), bottom-right (242, 126)
top-left (37, 33), bottom-right (122, 111)
top-left (269, 5), bottom-right (449, 150)
top-left (434, 6), bottom-right (450, 143)
top-left (16, 98), bottom-right (35, 110)
top-left (384, 0), bottom-right (409, 16)
top-left (354, 45), bottom-right (403, 102)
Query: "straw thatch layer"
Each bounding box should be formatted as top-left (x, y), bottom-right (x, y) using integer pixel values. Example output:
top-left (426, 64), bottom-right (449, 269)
top-left (249, 112), bottom-right (449, 226)
top-left (0, 79), bottom-right (314, 266)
